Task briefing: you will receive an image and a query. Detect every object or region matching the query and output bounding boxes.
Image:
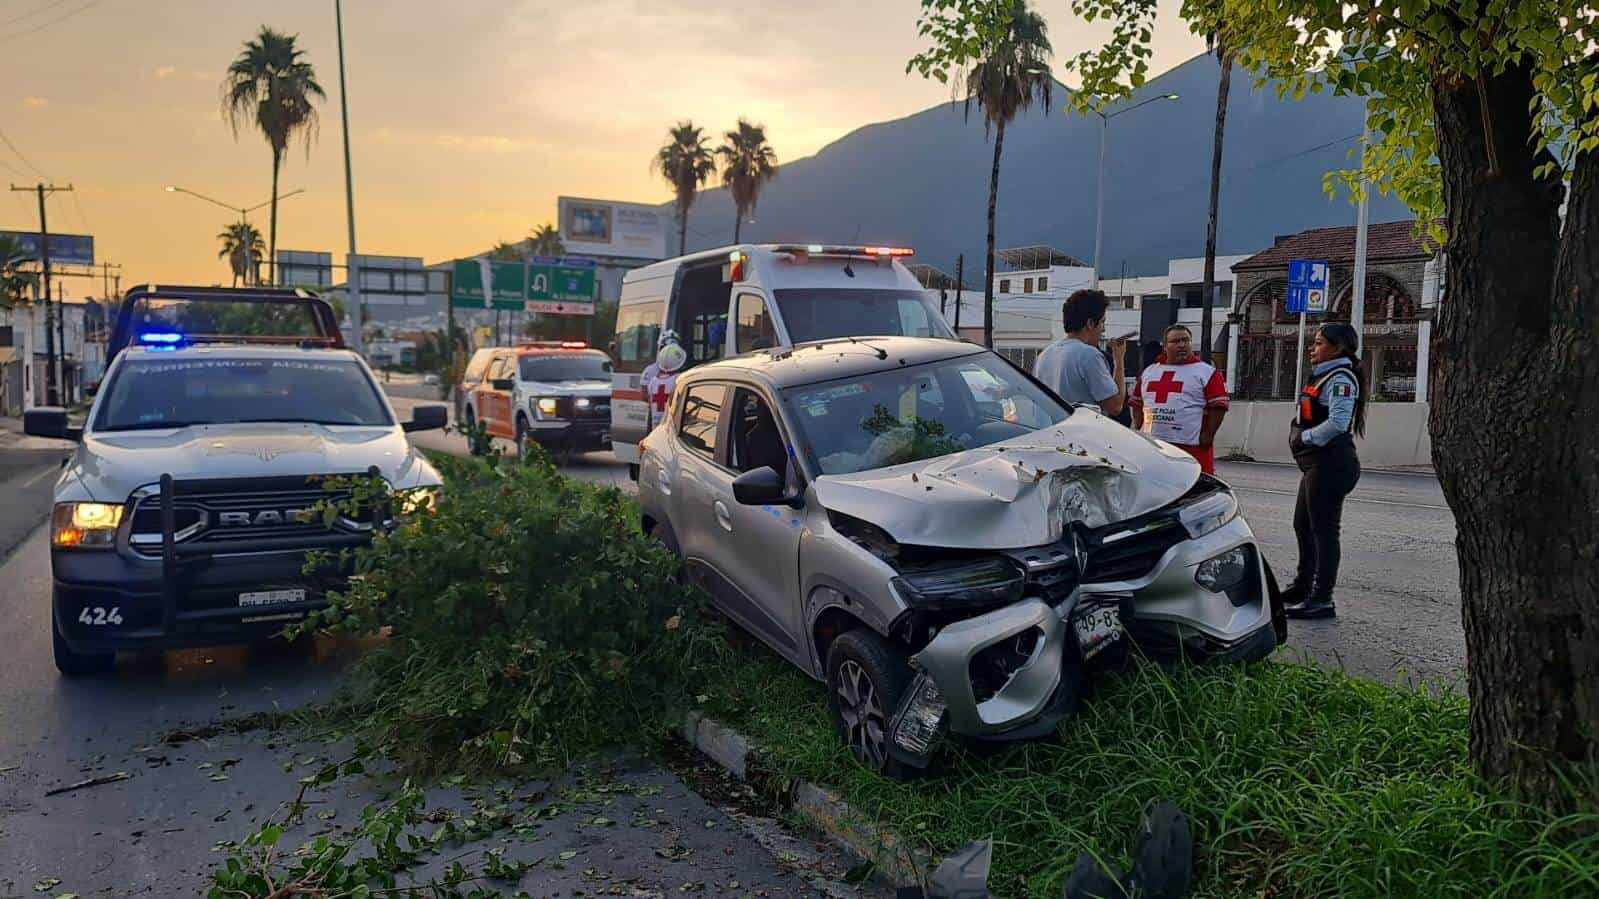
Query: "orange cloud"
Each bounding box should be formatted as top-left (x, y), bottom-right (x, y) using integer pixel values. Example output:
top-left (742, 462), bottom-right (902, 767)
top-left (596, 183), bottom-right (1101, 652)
top-left (21, 96), bottom-right (48, 109)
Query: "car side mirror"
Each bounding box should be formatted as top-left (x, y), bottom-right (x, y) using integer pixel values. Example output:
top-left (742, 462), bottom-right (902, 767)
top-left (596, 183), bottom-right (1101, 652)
top-left (490, 377), bottom-right (514, 391)
top-left (403, 404), bottom-right (448, 433)
top-left (733, 466), bottom-right (799, 507)
top-left (24, 407), bottom-right (81, 442)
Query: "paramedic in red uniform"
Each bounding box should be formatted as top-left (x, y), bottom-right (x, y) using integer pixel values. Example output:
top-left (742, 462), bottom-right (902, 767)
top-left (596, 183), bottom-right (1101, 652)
top-left (1129, 324), bottom-right (1229, 474)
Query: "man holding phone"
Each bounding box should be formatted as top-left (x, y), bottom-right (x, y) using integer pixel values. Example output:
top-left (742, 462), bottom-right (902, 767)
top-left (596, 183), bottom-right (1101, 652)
top-left (1033, 289), bottom-right (1129, 417)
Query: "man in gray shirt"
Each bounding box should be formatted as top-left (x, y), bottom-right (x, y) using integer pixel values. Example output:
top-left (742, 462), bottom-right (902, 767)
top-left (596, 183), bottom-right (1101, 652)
top-left (1033, 288), bottom-right (1128, 417)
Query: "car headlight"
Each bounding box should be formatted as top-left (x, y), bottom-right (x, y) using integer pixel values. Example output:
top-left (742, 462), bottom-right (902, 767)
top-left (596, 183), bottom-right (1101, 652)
top-left (52, 502), bottom-right (124, 548)
top-left (892, 557), bottom-right (1025, 610)
top-left (396, 486), bottom-right (442, 516)
top-left (1178, 489), bottom-right (1239, 539)
top-left (534, 397), bottom-right (559, 419)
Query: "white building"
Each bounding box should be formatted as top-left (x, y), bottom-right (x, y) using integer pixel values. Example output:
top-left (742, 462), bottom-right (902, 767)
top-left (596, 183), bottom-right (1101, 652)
top-left (0, 297), bottom-right (95, 414)
top-left (945, 246), bottom-right (1251, 373)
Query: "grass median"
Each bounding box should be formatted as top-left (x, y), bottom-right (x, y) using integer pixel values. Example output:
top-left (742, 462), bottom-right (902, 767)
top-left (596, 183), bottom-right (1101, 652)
top-left (690, 635), bottom-right (1598, 898)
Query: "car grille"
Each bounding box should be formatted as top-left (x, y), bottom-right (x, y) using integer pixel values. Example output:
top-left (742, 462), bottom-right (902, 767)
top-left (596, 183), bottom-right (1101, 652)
top-left (1084, 517), bottom-right (1188, 583)
top-left (126, 476), bottom-right (372, 556)
top-left (559, 397), bottom-right (610, 421)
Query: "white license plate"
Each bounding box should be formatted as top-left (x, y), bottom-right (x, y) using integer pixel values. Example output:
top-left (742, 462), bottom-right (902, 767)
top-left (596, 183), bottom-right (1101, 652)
top-left (238, 588), bottom-right (306, 608)
top-left (1073, 602), bottom-right (1124, 659)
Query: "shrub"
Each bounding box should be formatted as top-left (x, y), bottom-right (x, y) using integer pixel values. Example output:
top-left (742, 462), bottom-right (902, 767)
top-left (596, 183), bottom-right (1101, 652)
top-left (299, 449), bottom-right (704, 775)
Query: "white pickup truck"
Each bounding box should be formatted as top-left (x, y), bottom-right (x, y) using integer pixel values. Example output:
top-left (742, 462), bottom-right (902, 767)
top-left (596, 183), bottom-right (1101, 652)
top-left (26, 286), bottom-right (446, 674)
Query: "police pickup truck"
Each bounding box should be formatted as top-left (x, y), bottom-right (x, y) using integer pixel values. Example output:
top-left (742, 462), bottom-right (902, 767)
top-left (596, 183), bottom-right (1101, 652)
top-left (25, 286), bottom-right (446, 675)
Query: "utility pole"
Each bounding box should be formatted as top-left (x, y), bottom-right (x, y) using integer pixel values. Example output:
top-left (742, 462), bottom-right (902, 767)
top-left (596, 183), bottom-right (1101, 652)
top-left (1350, 110), bottom-right (1371, 354)
top-left (335, 0), bottom-right (365, 359)
top-left (11, 183), bottom-right (73, 405)
top-left (57, 282), bottom-right (68, 402)
top-left (952, 254), bottom-right (965, 336)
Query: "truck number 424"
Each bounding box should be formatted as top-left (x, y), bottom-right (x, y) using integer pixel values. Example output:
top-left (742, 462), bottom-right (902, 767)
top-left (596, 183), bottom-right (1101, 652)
top-left (78, 607), bottom-right (123, 626)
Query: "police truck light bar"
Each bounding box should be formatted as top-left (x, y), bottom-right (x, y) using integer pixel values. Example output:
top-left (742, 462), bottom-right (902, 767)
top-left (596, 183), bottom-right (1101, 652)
top-left (139, 332), bottom-right (184, 344)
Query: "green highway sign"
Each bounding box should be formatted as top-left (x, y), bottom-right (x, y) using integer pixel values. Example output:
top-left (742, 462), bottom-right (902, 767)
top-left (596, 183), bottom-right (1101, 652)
top-left (528, 256), bottom-right (596, 304)
top-left (451, 259), bottom-right (527, 310)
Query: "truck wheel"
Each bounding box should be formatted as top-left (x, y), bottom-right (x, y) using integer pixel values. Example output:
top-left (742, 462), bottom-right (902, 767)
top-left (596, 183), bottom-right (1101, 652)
top-left (825, 629), bottom-right (918, 780)
top-left (52, 614), bottom-right (114, 677)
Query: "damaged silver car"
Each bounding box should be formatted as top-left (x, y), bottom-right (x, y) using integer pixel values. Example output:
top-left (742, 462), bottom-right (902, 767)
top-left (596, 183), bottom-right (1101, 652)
top-left (638, 336), bottom-right (1285, 777)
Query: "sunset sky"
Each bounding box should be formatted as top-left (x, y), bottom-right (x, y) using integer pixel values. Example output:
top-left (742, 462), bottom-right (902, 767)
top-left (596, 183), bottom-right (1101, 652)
top-left (0, 0), bottom-right (1205, 290)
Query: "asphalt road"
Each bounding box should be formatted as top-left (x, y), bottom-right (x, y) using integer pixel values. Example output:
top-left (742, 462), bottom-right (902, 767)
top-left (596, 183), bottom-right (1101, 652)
top-left (0, 403), bottom-right (879, 898)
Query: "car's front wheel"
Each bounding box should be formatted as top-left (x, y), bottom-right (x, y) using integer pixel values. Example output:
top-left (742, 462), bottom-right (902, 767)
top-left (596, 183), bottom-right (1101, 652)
top-left (52, 610), bottom-right (114, 677)
top-left (826, 629), bottom-right (916, 779)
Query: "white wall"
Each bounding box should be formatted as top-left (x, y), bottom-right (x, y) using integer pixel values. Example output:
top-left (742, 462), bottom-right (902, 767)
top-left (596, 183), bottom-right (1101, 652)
top-left (1214, 401), bottom-right (1433, 468)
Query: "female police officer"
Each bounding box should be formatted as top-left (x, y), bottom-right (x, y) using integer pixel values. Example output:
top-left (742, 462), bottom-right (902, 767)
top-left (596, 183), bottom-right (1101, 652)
top-left (1283, 322), bottom-right (1366, 619)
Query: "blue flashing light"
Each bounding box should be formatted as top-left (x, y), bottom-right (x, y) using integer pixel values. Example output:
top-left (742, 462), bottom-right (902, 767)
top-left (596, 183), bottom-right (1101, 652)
top-left (139, 332), bottom-right (184, 345)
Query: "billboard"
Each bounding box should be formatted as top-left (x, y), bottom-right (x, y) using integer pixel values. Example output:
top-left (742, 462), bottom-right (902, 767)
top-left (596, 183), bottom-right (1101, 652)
top-left (277, 250), bottom-right (333, 287)
top-left (558, 197), bottom-right (666, 260)
top-left (0, 231), bottom-right (93, 266)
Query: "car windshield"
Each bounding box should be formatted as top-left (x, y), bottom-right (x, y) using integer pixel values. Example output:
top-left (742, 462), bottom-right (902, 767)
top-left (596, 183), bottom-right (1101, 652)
top-left (786, 353), bottom-right (1069, 476)
top-left (772, 289), bottom-right (954, 343)
top-left (518, 353), bottom-right (611, 382)
top-left (94, 356), bottom-right (393, 431)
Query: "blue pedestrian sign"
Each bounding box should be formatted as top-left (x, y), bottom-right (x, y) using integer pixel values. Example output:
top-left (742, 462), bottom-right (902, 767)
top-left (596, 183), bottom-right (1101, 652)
top-left (1286, 258), bottom-right (1330, 314)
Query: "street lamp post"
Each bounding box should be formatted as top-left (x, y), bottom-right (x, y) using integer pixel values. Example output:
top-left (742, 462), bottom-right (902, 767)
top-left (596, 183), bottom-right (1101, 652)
top-left (1090, 93), bottom-right (1180, 289)
top-left (164, 186), bottom-right (305, 286)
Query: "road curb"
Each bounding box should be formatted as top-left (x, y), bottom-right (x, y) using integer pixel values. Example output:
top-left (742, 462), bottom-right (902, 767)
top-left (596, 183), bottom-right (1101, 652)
top-left (677, 711), bottom-right (929, 888)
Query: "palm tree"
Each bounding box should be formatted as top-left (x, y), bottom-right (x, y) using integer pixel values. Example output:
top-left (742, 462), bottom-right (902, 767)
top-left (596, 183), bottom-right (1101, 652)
top-left (1199, 38), bottom-right (1235, 363)
top-left (957, 0), bottom-right (1053, 348)
top-left (221, 27), bottom-right (325, 285)
top-left (0, 234), bottom-right (33, 309)
top-left (217, 222), bottom-right (266, 287)
top-left (717, 119), bottom-right (779, 244)
top-left (490, 240), bottom-right (526, 261)
top-left (529, 223), bottom-right (564, 257)
top-left (651, 121), bottom-right (717, 255)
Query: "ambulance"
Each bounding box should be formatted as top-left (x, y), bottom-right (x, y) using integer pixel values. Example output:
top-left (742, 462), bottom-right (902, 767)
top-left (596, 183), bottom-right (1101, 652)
top-left (609, 244), bottom-right (953, 476)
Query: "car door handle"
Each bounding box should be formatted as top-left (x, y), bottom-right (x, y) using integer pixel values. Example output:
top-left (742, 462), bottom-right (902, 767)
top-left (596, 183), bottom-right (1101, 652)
top-left (713, 500), bottom-right (733, 532)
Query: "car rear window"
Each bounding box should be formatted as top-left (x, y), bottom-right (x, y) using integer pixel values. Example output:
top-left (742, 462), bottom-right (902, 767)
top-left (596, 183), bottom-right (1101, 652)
top-left (94, 356), bottom-right (392, 431)
top-left (773, 289), bottom-right (953, 343)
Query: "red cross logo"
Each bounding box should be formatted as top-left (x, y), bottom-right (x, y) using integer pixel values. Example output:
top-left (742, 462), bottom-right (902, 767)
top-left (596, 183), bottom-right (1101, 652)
top-left (651, 381), bottom-right (672, 413)
top-left (1147, 370), bottom-right (1185, 404)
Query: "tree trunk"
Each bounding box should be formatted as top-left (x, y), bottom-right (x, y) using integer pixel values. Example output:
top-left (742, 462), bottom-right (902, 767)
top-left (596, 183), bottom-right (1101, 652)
top-left (678, 195), bottom-right (689, 256)
top-left (733, 202), bottom-right (743, 245)
top-left (1429, 60), bottom-right (1599, 809)
top-left (268, 148), bottom-right (282, 287)
top-left (983, 120), bottom-right (1005, 349)
top-left (1201, 48), bottom-right (1234, 363)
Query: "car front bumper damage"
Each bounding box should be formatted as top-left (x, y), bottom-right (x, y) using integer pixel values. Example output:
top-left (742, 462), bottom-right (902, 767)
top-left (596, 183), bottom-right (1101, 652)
top-left (884, 518), bottom-right (1278, 769)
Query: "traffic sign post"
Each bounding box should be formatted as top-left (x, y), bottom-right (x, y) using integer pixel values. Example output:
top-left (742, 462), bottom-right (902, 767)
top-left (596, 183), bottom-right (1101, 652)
top-left (1286, 258), bottom-right (1329, 390)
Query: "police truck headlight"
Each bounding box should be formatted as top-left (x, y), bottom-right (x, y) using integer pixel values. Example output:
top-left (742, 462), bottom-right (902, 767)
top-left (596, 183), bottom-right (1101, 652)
top-left (52, 502), bottom-right (124, 548)
top-left (533, 397), bottom-right (559, 419)
top-left (1178, 490), bottom-right (1239, 539)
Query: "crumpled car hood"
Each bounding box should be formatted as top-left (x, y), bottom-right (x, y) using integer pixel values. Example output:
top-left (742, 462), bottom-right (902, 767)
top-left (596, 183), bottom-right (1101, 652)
top-left (812, 410), bottom-right (1200, 550)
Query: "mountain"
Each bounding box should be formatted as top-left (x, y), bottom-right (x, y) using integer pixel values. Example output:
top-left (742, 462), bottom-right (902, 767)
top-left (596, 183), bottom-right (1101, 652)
top-left (667, 53), bottom-right (1410, 280)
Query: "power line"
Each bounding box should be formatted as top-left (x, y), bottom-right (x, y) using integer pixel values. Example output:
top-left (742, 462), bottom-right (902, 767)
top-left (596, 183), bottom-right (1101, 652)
top-left (0, 0), bottom-right (72, 28)
top-left (0, 0), bottom-right (102, 45)
top-left (0, 125), bottom-right (48, 179)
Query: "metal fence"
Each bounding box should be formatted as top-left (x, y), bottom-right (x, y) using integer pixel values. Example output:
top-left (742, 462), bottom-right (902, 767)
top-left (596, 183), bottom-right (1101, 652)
top-left (1234, 274), bottom-right (1427, 402)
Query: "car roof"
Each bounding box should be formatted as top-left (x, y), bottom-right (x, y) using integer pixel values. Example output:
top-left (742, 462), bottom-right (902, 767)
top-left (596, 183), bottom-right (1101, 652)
top-left (684, 336), bottom-right (988, 390)
top-left (119, 344), bottom-right (362, 363)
